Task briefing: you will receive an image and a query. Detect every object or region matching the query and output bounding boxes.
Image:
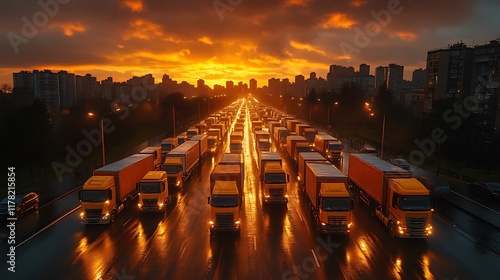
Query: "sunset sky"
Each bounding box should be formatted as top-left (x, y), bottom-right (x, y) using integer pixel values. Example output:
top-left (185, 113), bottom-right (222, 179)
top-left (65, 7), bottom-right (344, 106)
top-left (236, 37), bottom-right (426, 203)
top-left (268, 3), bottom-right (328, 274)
top-left (1, 0), bottom-right (500, 88)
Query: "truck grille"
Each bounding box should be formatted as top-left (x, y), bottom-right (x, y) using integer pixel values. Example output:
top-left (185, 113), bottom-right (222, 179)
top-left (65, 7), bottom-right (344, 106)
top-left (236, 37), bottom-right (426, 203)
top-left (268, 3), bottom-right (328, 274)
top-left (406, 217), bottom-right (427, 236)
top-left (269, 188), bottom-right (284, 196)
top-left (142, 198), bottom-right (158, 210)
top-left (85, 209), bottom-right (102, 223)
top-left (215, 214), bottom-right (234, 227)
top-left (328, 216), bottom-right (346, 225)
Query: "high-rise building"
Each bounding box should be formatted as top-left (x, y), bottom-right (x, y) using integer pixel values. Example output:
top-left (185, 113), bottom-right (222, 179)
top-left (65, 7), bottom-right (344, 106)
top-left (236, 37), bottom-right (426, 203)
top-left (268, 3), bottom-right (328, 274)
top-left (249, 78), bottom-right (257, 92)
top-left (359, 64), bottom-right (370, 76)
top-left (375, 66), bottom-right (388, 90)
top-left (471, 39), bottom-right (500, 145)
top-left (387, 63), bottom-right (404, 101)
top-left (13, 69), bottom-right (78, 112)
top-left (76, 74), bottom-right (97, 99)
top-left (412, 68), bottom-right (426, 89)
top-left (424, 42), bottom-right (474, 113)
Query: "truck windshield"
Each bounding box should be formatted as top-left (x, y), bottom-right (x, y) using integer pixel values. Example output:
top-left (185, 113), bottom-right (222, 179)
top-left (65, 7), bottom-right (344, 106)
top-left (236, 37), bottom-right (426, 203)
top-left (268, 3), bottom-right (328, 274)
top-left (328, 144), bottom-right (343, 150)
top-left (139, 182), bottom-right (162, 193)
top-left (164, 164), bottom-right (182, 174)
top-left (161, 143), bottom-right (172, 151)
top-left (211, 195), bottom-right (239, 207)
top-left (399, 196), bottom-right (431, 211)
top-left (80, 190), bottom-right (108, 202)
top-left (264, 173), bottom-right (286, 184)
top-left (322, 197), bottom-right (351, 211)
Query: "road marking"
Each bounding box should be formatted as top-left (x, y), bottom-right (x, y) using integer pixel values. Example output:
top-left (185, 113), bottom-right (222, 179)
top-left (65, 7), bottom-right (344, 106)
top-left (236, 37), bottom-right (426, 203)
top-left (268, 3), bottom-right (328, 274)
top-left (253, 235), bottom-right (257, 251)
top-left (297, 210), bottom-right (303, 222)
top-left (17, 205), bottom-right (80, 248)
top-left (451, 191), bottom-right (500, 215)
top-left (180, 247), bottom-right (186, 259)
top-left (123, 217), bottom-right (132, 226)
top-left (311, 249), bottom-right (320, 267)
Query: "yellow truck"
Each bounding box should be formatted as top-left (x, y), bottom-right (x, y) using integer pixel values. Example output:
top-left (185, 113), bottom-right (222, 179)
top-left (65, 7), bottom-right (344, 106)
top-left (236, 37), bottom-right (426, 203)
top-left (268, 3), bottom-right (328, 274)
top-left (163, 140), bottom-right (200, 189)
top-left (259, 151), bottom-right (289, 203)
top-left (137, 171), bottom-right (169, 212)
top-left (314, 133), bottom-right (343, 164)
top-left (208, 181), bottom-right (241, 232)
top-left (79, 154), bottom-right (153, 224)
top-left (348, 153), bottom-right (433, 238)
top-left (305, 162), bottom-right (353, 234)
top-left (161, 137), bottom-right (178, 158)
top-left (139, 146), bottom-right (163, 171)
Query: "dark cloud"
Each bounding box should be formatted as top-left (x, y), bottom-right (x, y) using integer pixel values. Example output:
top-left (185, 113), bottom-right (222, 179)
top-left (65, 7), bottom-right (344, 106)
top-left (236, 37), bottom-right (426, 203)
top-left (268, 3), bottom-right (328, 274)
top-left (1, 0), bottom-right (499, 85)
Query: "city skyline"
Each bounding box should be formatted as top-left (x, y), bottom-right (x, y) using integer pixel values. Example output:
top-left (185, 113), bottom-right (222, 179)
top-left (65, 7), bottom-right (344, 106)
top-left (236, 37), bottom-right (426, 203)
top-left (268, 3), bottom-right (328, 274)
top-left (1, 0), bottom-right (500, 87)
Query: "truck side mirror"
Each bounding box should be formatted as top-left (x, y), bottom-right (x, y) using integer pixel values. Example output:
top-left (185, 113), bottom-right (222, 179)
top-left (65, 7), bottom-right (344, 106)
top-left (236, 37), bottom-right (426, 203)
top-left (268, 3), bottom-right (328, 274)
top-left (108, 189), bottom-right (113, 200)
top-left (78, 190), bottom-right (82, 201)
top-left (207, 197), bottom-right (211, 204)
top-left (351, 199), bottom-right (354, 209)
top-left (136, 182), bottom-right (140, 191)
top-left (286, 174), bottom-right (290, 183)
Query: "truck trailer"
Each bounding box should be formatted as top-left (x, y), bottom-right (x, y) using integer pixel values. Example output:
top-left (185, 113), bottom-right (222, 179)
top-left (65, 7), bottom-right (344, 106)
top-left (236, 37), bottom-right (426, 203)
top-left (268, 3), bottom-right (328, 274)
top-left (348, 154), bottom-right (433, 238)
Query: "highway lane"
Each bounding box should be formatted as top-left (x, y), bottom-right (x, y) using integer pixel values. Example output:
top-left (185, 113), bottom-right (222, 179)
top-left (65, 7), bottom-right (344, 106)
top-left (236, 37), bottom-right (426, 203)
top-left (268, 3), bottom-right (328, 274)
top-left (1, 101), bottom-right (499, 279)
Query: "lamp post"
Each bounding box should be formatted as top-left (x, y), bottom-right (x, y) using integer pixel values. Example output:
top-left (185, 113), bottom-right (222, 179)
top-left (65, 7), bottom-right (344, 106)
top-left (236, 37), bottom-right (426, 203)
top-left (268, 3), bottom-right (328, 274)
top-left (88, 111), bottom-right (117, 166)
top-left (327, 101), bottom-right (338, 133)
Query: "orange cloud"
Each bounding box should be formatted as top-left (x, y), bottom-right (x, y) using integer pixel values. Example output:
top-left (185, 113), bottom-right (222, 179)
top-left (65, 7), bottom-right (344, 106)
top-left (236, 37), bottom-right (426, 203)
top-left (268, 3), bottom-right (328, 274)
top-left (321, 13), bottom-right (357, 29)
top-left (395, 32), bottom-right (417, 41)
top-left (123, 19), bottom-right (163, 40)
top-left (290, 41), bottom-right (326, 56)
top-left (350, 0), bottom-right (367, 7)
top-left (199, 37), bottom-right (214, 45)
top-left (123, 0), bottom-right (143, 12)
top-left (285, 0), bottom-right (310, 6)
top-left (59, 22), bottom-right (86, 36)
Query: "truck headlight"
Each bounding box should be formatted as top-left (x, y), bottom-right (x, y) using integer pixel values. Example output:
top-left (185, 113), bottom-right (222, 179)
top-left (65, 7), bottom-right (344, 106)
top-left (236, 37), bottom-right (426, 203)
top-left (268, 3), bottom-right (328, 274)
top-left (138, 203), bottom-right (142, 208)
top-left (102, 213), bottom-right (109, 220)
top-left (176, 181), bottom-right (181, 187)
top-left (425, 225), bottom-right (432, 235)
top-left (158, 203), bottom-right (164, 209)
top-left (234, 220), bottom-right (240, 225)
top-left (209, 220), bottom-right (214, 225)
top-left (80, 212), bottom-right (85, 219)
top-left (348, 223), bottom-right (352, 228)
top-left (321, 222), bottom-right (327, 226)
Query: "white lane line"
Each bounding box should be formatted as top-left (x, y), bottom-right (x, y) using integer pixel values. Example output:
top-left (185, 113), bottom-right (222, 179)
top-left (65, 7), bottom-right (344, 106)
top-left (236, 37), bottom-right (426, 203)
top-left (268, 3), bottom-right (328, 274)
top-left (311, 249), bottom-right (320, 268)
top-left (17, 205), bottom-right (80, 248)
top-left (296, 209), bottom-right (304, 222)
top-left (253, 235), bottom-right (257, 251)
top-left (180, 247), bottom-right (186, 259)
top-left (451, 191), bottom-right (500, 215)
top-left (123, 217), bottom-right (133, 226)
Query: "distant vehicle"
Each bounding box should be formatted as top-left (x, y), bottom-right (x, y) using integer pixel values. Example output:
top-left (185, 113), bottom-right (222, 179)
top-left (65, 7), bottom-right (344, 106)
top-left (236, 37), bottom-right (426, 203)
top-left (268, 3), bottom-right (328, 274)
top-left (388, 158), bottom-right (411, 171)
top-left (0, 192), bottom-right (39, 219)
top-left (468, 181), bottom-right (500, 200)
top-left (359, 147), bottom-right (378, 155)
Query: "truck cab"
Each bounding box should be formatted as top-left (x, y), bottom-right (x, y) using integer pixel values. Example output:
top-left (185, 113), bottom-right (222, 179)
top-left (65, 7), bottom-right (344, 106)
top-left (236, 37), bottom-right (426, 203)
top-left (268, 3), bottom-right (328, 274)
top-left (385, 178), bottom-right (433, 237)
top-left (318, 183), bottom-right (353, 234)
top-left (139, 146), bottom-right (162, 171)
top-left (137, 171), bottom-right (169, 212)
top-left (161, 137), bottom-right (178, 158)
top-left (262, 162), bottom-right (289, 203)
top-left (208, 181), bottom-right (241, 232)
top-left (79, 176), bottom-right (117, 224)
top-left (163, 158), bottom-right (183, 188)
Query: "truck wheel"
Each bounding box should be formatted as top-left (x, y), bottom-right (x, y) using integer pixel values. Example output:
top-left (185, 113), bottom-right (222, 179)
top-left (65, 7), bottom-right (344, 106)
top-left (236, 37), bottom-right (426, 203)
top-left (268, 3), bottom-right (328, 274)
top-left (389, 221), bottom-right (396, 238)
top-left (110, 211), bottom-right (116, 223)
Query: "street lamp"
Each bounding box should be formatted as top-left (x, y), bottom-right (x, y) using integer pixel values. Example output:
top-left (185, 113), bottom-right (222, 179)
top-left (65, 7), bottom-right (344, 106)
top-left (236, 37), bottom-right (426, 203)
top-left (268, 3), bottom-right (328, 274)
top-left (327, 101), bottom-right (338, 133)
top-left (88, 110), bottom-right (119, 166)
top-left (380, 112), bottom-right (386, 159)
